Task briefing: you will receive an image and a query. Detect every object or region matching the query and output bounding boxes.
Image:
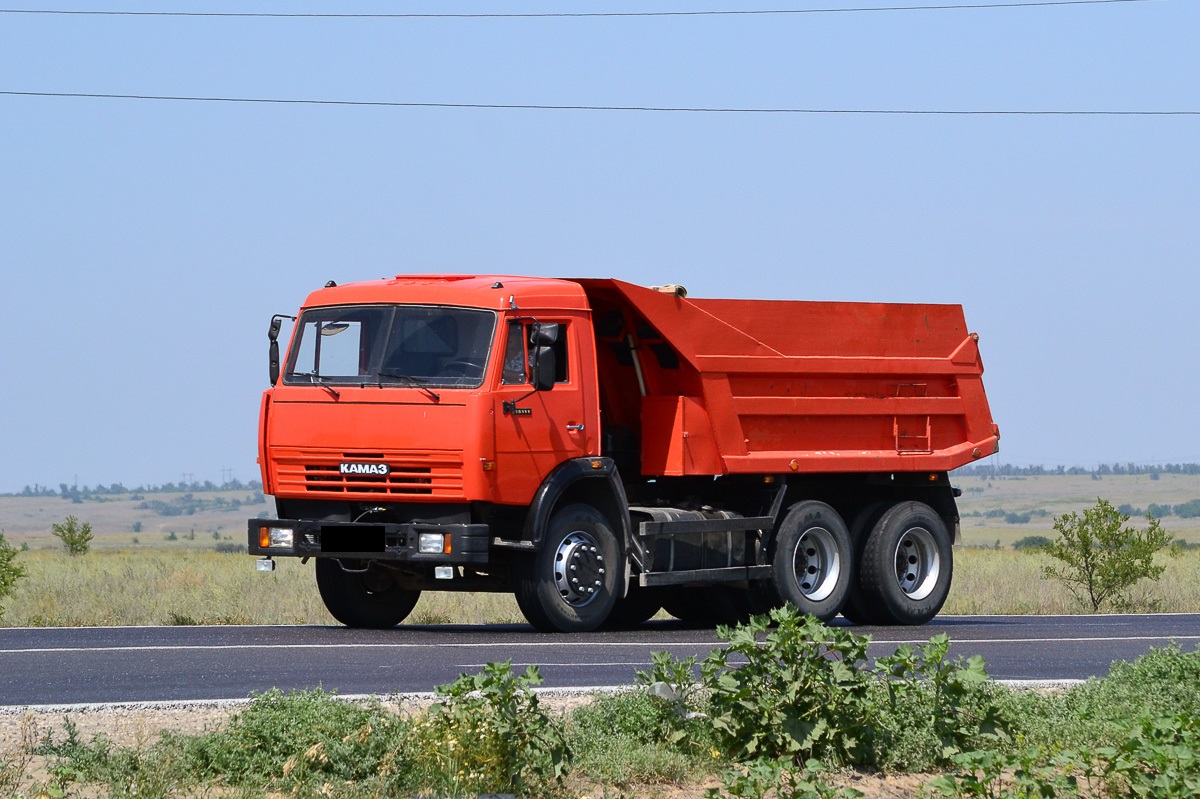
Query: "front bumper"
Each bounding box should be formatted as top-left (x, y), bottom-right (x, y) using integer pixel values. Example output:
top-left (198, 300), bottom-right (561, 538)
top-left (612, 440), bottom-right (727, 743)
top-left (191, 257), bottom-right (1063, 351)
top-left (247, 518), bottom-right (490, 564)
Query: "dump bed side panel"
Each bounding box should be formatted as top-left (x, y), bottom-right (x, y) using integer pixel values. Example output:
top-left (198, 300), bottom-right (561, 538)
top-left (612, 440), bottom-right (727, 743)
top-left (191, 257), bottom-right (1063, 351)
top-left (573, 279), bottom-right (999, 476)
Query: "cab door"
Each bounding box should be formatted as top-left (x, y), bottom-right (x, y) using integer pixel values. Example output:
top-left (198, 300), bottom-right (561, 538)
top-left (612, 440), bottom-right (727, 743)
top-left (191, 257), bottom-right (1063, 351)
top-left (492, 315), bottom-right (598, 504)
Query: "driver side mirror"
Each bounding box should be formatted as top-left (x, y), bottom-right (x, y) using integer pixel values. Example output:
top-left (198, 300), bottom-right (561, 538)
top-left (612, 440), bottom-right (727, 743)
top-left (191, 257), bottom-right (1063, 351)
top-left (268, 314), bottom-right (293, 386)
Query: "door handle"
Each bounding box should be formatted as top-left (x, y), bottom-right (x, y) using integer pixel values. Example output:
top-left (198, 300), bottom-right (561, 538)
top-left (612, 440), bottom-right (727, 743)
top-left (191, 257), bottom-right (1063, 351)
top-left (566, 423), bottom-right (585, 432)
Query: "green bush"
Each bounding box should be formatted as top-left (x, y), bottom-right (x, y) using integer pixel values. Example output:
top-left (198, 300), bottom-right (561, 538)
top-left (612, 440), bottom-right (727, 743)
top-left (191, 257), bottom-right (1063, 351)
top-left (37, 690), bottom-right (409, 796)
top-left (1099, 713), bottom-right (1200, 798)
top-left (701, 608), bottom-right (874, 766)
top-left (51, 515), bottom-right (93, 556)
top-left (0, 531), bottom-right (26, 620)
top-left (1025, 644), bottom-right (1200, 752)
top-left (869, 634), bottom-right (1009, 771)
top-left (1174, 499), bottom-right (1200, 518)
top-left (569, 690), bottom-right (709, 784)
top-left (708, 757), bottom-right (864, 799)
top-left (179, 688), bottom-right (405, 788)
top-left (1042, 498), bottom-right (1171, 611)
top-left (409, 661), bottom-right (570, 796)
top-left (1012, 535), bottom-right (1052, 551)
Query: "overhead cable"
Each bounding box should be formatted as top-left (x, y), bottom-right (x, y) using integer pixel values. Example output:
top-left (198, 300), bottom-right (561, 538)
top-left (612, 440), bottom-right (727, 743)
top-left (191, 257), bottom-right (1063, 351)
top-left (0, 0), bottom-right (1161, 19)
top-left (2, 90), bottom-right (1195, 115)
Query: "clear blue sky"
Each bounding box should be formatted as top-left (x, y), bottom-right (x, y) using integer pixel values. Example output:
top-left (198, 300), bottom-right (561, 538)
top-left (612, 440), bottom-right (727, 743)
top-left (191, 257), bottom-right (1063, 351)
top-left (1, 1), bottom-right (1197, 494)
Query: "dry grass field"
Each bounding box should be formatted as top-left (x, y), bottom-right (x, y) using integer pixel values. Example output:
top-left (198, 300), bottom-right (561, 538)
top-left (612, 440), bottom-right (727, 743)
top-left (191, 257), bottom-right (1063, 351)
top-left (953, 471), bottom-right (1200, 547)
top-left (3, 471), bottom-right (1200, 626)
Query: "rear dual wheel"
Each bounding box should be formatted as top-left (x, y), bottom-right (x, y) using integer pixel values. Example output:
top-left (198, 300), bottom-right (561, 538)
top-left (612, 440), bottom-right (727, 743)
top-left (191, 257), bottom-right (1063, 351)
top-left (766, 501), bottom-right (853, 622)
top-left (850, 501), bottom-right (953, 626)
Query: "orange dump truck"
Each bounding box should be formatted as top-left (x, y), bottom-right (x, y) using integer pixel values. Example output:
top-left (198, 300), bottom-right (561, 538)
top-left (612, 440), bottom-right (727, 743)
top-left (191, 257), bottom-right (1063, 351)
top-left (249, 275), bottom-right (999, 631)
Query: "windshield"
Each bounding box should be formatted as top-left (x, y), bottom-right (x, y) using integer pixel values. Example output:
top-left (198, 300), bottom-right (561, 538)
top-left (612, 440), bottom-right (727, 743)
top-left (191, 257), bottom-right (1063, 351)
top-left (284, 305), bottom-right (496, 388)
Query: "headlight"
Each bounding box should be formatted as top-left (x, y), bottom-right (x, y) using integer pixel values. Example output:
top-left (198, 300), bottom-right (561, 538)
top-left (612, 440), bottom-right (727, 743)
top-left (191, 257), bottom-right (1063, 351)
top-left (258, 525), bottom-right (294, 549)
top-left (418, 532), bottom-right (449, 554)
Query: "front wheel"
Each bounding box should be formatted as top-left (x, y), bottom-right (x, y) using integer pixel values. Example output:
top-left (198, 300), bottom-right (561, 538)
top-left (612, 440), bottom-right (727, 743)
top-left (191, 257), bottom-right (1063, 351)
top-left (315, 559), bottom-right (420, 629)
top-left (515, 503), bottom-right (622, 632)
top-left (770, 501), bottom-right (853, 622)
top-left (857, 501), bottom-right (953, 625)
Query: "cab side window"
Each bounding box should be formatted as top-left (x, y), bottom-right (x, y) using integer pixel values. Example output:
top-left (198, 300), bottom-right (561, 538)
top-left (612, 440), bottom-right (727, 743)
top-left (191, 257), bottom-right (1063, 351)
top-left (501, 323), bottom-right (528, 385)
top-left (501, 321), bottom-right (569, 385)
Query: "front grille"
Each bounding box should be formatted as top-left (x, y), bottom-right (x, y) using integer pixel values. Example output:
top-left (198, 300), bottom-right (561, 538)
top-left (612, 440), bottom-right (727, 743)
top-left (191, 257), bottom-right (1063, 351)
top-left (273, 451), bottom-right (464, 498)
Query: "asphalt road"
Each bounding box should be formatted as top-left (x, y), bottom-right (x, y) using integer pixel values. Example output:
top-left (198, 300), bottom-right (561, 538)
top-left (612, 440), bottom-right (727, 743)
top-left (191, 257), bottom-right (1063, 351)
top-left (2, 614), bottom-right (1198, 708)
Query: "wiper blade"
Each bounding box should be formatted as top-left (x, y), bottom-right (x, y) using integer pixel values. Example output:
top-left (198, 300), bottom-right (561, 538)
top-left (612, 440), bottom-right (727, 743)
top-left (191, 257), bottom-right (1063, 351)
top-left (290, 372), bottom-right (341, 400)
top-left (378, 369), bottom-right (441, 402)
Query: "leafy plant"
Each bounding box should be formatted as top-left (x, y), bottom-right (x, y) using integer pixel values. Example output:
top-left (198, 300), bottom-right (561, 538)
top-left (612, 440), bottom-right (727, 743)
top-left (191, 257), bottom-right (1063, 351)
top-left (0, 531), bottom-right (27, 620)
top-left (701, 607), bottom-right (874, 766)
top-left (1099, 713), bottom-right (1200, 798)
top-left (51, 515), bottom-right (94, 556)
top-left (707, 757), bottom-right (864, 799)
top-left (408, 660), bottom-right (571, 796)
top-left (1042, 498), bottom-right (1171, 611)
top-left (635, 649), bottom-right (708, 744)
top-left (871, 634), bottom-right (1008, 770)
top-left (569, 690), bottom-right (711, 783)
top-left (1036, 644), bottom-right (1200, 751)
top-left (180, 688), bottom-right (406, 789)
top-left (927, 747), bottom-right (1086, 798)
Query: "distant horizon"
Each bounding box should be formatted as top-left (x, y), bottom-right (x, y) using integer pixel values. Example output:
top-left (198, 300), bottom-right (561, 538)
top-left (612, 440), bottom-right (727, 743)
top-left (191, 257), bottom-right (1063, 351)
top-left (6, 460), bottom-right (1200, 497)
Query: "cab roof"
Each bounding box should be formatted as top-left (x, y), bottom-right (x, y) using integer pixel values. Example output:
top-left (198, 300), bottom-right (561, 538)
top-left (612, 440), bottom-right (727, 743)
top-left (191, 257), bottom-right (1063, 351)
top-left (301, 274), bottom-right (591, 312)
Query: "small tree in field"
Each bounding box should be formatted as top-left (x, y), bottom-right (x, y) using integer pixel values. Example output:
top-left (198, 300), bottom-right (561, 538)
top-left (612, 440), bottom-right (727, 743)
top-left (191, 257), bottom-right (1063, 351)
top-left (52, 515), bottom-right (94, 556)
top-left (1042, 498), bottom-right (1171, 612)
top-left (0, 531), bottom-right (27, 619)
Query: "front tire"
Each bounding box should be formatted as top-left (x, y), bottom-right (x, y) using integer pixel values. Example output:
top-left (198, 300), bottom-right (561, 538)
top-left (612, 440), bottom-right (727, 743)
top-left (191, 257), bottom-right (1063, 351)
top-left (770, 501), bottom-right (853, 622)
top-left (315, 559), bottom-right (420, 629)
top-left (858, 501), bottom-right (953, 625)
top-left (515, 503), bottom-right (622, 632)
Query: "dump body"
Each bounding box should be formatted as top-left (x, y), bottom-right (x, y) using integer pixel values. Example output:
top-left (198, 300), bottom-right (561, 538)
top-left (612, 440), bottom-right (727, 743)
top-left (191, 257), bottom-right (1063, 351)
top-left (574, 278), bottom-right (999, 477)
top-left (250, 274), bottom-right (998, 632)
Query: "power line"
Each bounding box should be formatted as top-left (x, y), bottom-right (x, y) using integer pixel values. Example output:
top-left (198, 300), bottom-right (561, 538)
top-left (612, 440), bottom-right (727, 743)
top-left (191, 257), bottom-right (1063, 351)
top-left (2, 89), bottom-right (1196, 115)
top-left (0, 0), bottom-right (1161, 19)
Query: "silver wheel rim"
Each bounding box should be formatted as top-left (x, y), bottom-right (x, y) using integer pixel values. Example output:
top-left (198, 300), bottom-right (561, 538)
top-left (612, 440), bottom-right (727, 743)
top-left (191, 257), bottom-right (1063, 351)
top-left (792, 525), bottom-right (841, 602)
top-left (893, 526), bottom-right (940, 600)
top-left (553, 530), bottom-right (606, 607)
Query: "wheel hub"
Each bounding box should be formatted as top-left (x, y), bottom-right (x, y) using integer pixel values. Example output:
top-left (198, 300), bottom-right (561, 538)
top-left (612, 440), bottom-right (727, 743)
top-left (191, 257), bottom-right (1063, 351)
top-left (893, 526), bottom-right (940, 600)
top-left (553, 531), bottom-right (606, 607)
top-left (792, 525), bottom-right (841, 602)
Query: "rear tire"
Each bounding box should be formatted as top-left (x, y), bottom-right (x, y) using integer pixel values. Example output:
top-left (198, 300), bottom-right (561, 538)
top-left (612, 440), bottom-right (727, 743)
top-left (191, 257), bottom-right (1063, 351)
top-left (858, 501), bottom-right (953, 625)
top-left (515, 503), bottom-right (622, 632)
top-left (770, 501), bottom-right (852, 622)
top-left (315, 559), bottom-right (420, 629)
top-left (840, 502), bottom-right (893, 626)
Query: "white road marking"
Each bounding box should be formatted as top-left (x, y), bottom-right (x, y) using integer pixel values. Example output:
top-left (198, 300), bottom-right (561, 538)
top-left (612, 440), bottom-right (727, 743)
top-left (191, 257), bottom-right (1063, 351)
top-left (1, 633), bottom-right (1198, 656)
